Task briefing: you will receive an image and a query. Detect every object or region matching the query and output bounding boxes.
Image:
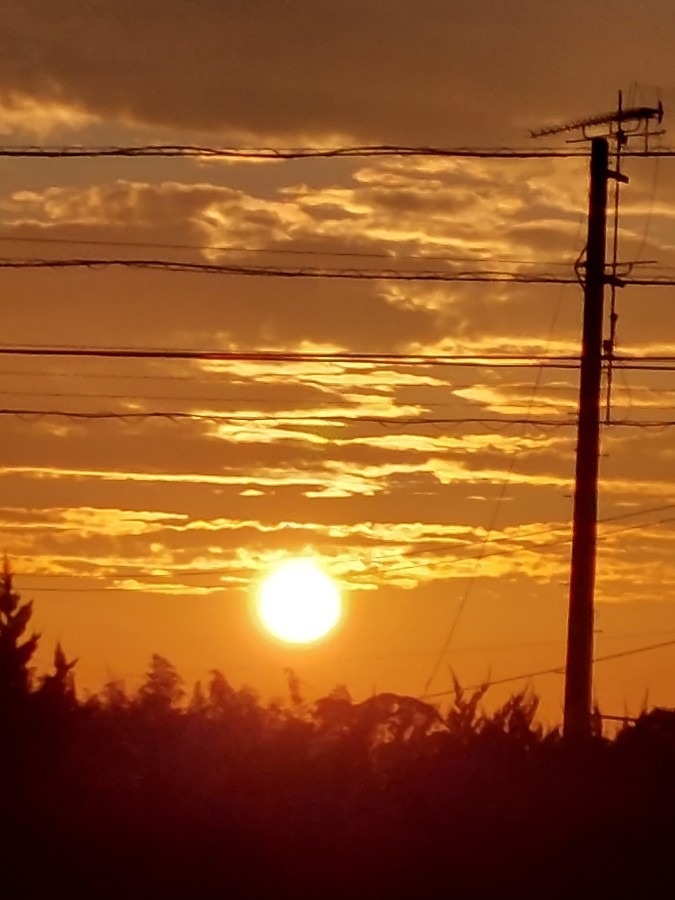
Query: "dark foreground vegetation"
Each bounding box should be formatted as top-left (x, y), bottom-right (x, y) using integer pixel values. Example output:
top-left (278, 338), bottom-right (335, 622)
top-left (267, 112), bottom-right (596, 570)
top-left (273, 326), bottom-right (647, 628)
top-left (1, 565), bottom-right (674, 898)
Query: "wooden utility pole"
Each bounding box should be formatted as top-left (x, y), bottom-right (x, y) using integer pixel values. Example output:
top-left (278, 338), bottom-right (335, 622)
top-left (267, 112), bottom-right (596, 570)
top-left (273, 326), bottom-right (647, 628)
top-left (563, 138), bottom-right (609, 741)
top-left (533, 99), bottom-right (664, 741)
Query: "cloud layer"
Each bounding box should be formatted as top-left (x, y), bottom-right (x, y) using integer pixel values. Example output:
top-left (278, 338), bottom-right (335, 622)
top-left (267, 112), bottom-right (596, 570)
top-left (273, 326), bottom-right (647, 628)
top-left (3, 1), bottom-right (674, 142)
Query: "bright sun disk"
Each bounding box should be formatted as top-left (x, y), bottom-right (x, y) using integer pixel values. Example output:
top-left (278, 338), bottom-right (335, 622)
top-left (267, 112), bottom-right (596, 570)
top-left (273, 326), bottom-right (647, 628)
top-left (257, 558), bottom-right (342, 644)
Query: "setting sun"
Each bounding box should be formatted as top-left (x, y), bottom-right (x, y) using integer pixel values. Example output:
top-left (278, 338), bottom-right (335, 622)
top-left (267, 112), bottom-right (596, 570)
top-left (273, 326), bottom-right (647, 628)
top-left (257, 558), bottom-right (342, 645)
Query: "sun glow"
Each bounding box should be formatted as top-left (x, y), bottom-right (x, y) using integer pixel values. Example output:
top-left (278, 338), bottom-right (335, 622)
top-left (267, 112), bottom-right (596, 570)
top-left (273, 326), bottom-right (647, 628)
top-left (257, 558), bottom-right (342, 644)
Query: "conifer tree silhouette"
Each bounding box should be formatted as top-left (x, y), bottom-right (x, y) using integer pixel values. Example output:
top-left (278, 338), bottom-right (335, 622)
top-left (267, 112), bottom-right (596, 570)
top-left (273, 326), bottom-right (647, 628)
top-left (0, 557), bottom-right (39, 710)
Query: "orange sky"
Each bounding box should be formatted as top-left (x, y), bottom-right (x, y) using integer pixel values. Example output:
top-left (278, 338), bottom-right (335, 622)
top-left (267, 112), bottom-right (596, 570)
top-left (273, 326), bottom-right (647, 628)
top-left (2, 2), bottom-right (675, 723)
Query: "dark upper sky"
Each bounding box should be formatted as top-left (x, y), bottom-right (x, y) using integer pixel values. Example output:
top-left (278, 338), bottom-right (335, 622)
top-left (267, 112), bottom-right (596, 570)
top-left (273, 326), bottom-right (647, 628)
top-left (3, 1), bottom-right (675, 143)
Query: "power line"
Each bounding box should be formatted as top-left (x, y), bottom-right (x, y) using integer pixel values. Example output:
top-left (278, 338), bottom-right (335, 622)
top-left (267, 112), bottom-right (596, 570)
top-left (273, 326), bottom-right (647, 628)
top-left (616, 364), bottom-right (675, 372)
top-left (617, 277), bottom-right (675, 286)
top-left (0, 368), bottom-right (268, 385)
top-left (0, 145), bottom-right (596, 160)
top-left (421, 637), bottom-right (675, 699)
top-left (20, 631), bottom-right (675, 693)
top-left (3, 256), bottom-right (675, 286)
top-left (2, 144), bottom-right (675, 161)
top-left (612, 419), bottom-right (675, 427)
top-left (0, 257), bottom-right (580, 283)
top-left (385, 501), bottom-right (675, 568)
top-left (0, 233), bottom-right (579, 269)
top-left (421, 270), bottom-right (577, 695)
top-left (357, 511), bottom-right (675, 584)
top-left (0, 408), bottom-right (579, 427)
top-left (0, 346), bottom-right (583, 366)
top-left (2, 345), bottom-right (675, 374)
top-left (3, 408), bottom-right (675, 428)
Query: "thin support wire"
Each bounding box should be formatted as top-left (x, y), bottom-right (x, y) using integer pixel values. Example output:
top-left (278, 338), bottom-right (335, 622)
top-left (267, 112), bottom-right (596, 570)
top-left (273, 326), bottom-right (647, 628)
top-left (605, 91), bottom-right (625, 425)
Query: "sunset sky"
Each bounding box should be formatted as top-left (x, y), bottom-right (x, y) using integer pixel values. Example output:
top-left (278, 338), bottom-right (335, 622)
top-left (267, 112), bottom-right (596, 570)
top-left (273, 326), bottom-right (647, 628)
top-left (2, 2), bottom-right (675, 722)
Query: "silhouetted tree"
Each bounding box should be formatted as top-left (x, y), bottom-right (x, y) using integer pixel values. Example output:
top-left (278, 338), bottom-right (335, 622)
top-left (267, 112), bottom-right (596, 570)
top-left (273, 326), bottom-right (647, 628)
top-left (188, 679), bottom-right (207, 714)
top-left (0, 557), bottom-right (39, 712)
top-left (314, 684), bottom-right (354, 738)
top-left (284, 666), bottom-right (304, 709)
top-left (95, 677), bottom-right (131, 712)
top-left (207, 668), bottom-right (236, 713)
top-left (206, 669), bottom-right (262, 727)
top-left (36, 642), bottom-right (78, 712)
top-left (444, 672), bottom-right (491, 745)
top-left (137, 653), bottom-right (183, 715)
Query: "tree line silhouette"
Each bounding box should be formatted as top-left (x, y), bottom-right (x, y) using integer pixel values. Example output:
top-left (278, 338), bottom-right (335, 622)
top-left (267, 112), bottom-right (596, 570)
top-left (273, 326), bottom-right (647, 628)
top-left (1, 561), bottom-right (674, 898)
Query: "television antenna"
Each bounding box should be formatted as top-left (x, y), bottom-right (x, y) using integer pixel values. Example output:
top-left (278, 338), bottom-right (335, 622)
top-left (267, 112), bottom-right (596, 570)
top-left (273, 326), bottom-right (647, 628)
top-left (530, 96), bottom-right (664, 149)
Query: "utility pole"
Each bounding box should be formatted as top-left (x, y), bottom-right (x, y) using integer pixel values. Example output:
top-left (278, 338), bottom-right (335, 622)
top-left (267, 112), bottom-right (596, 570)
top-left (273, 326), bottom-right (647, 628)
top-left (532, 99), bottom-right (664, 740)
top-left (564, 137), bottom-right (608, 741)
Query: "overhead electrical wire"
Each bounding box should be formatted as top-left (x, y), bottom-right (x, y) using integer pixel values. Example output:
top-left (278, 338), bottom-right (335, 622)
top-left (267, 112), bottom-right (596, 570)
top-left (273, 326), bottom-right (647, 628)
top-left (615, 363), bottom-right (675, 372)
top-left (0, 346), bottom-right (584, 366)
top-left (374, 501), bottom-right (675, 574)
top-left (2, 406), bottom-right (675, 428)
top-left (0, 346), bottom-right (637, 364)
top-left (359, 513), bottom-right (675, 588)
top-left (2, 346), bottom-right (675, 374)
top-left (2, 144), bottom-right (675, 160)
top-left (421, 637), bottom-right (675, 699)
top-left (0, 367), bottom-right (285, 385)
top-left (2, 256), bottom-right (675, 286)
top-left (0, 233), bottom-right (580, 269)
top-left (0, 144), bottom-right (597, 160)
top-left (5, 364), bottom-right (672, 391)
top-left (0, 257), bottom-right (581, 283)
top-left (421, 237), bottom-right (585, 696)
top-left (0, 408), bottom-right (579, 427)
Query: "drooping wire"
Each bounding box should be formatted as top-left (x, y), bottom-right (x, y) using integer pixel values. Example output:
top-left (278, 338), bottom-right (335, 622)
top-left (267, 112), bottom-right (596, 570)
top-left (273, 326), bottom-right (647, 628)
top-left (0, 345), bottom-right (584, 366)
top-left (0, 408), bottom-right (580, 427)
top-left (0, 257), bottom-right (579, 284)
top-left (0, 233), bottom-right (581, 269)
top-left (0, 143), bottom-right (674, 160)
top-left (420, 216), bottom-right (584, 695)
top-left (421, 636), bottom-right (675, 699)
top-left (354, 504), bottom-right (675, 585)
top-left (0, 144), bottom-right (596, 160)
top-left (2, 257), bottom-right (674, 285)
top-left (631, 156), bottom-right (662, 267)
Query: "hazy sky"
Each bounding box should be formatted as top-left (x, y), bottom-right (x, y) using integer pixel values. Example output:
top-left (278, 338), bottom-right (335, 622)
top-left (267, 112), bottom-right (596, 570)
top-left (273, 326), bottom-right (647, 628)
top-left (2, 2), bottom-right (675, 720)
